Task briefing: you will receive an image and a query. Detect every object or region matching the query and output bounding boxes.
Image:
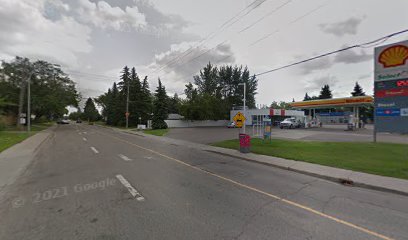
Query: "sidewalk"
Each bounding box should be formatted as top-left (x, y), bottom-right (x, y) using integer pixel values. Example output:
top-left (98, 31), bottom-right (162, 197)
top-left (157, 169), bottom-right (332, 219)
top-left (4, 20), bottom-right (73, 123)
top-left (0, 130), bottom-right (52, 194)
top-left (119, 128), bottom-right (408, 196)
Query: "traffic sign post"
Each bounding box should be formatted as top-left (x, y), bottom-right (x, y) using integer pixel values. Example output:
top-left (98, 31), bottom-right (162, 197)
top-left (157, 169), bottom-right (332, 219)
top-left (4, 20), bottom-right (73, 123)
top-left (233, 111), bottom-right (246, 128)
top-left (233, 111), bottom-right (250, 153)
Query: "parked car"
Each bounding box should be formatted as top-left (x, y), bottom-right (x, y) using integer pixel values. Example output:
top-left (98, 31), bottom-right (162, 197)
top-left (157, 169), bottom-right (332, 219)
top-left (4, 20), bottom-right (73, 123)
top-left (280, 118), bottom-right (300, 129)
top-left (227, 121), bottom-right (236, 128)
top-left (57, 119), bottom-right (69, 124)
top-left (76, 119), bottom-right (82, 123)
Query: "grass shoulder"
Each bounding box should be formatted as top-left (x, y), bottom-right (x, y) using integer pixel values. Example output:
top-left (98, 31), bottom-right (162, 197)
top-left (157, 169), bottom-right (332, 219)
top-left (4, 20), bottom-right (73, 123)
top-left (0, 122), bottom-right (54, 153)
top-left (212, 138), bottom-right (408, 180)
top-left (143, 128), bottom-right (169, 136)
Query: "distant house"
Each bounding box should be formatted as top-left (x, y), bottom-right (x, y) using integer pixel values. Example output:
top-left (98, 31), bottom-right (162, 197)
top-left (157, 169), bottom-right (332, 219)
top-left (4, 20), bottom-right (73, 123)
top-left (167, 114), bottom-right (184, 120)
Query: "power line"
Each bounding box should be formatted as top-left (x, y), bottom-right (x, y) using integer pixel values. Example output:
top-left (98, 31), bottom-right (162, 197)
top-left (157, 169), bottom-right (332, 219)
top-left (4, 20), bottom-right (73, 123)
top-left (156, 0), bottom-right (297, 79)
top-left (160, 0), bottom-right (324, 80)
top-left (255, 28), bottom-right (408, 77)
top-left (239, 0), bottom-right (293, 33)
top-left (66, 70), bottom-right (117, 79)
top-left (152, 0), bottom-right (270, 75)
top-left (248, 2), bottom-right (327, 47)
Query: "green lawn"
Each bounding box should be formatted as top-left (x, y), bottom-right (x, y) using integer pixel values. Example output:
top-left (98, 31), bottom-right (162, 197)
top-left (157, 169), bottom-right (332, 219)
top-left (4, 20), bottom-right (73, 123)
top-left (0, 132), bottom-right (30, 153)
top-left (143, 129), bottom-right (169, 136)
top-left (0, 122), bottom-right (54, 153)
top-left (212, 138), bottom-right (408, 179)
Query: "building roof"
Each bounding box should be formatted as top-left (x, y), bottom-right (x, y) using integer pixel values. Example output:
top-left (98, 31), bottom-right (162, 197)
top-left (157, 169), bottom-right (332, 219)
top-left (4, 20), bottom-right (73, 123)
top-left (290, 96), bottom-right (373, 109)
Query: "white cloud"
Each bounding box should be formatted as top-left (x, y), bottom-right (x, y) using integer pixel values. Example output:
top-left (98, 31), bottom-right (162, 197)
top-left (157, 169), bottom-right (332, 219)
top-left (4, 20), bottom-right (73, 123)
top-left (0, 0), bottom-right (92, 67)
top-left (76, 0), bottom-right (146, 31)
top-left (333, 48), bottom-right (372, 64)
top-left (320, 17), bottom-right (365, 37)
top-left (294, 48), bottom-right (372, 75)
top-left (302, 75), bottom-right (338, 95)
top-left (144, 41), bottom-right (235, 94)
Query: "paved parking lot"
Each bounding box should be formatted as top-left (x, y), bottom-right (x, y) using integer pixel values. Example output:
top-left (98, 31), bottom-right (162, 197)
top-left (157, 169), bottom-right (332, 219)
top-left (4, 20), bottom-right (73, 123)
top-left (166, 126), bottom-right (408, 144)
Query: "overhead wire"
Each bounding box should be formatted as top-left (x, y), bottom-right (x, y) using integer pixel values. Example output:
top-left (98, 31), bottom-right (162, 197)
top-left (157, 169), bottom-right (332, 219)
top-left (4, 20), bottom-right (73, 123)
top-left (156, 0), bottom-right (295, 80)
top-left (255, 28), bottom-right (408, 77)
top-left (161, 0), bottom-right (326, 82)
top-left (151, 0), bottom-right (270, 75)
top-left (248, 2), bottom-right (328, 47)
top-left (239, 0), bottom-right (293, 33)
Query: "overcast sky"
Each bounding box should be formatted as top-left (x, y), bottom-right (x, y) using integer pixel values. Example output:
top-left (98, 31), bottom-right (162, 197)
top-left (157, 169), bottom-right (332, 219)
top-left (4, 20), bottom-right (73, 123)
top-left (1, 0), bottom-right (408, 106)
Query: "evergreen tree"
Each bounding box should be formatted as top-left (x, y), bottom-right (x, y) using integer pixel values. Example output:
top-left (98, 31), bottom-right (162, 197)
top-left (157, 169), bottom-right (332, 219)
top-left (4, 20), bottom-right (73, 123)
top-left (140, 76), bottom-right (152, 124)
top-left (351, 82), bottom-right (365, 96)
top-left (168, 93), bottom-right (180, 114)
top-left (152, 79), bottom-right (168, 129)
top-left (319, 85), bottom-right (333, 99)
top-left (128, 67), bottom-right (142, 126)
top-left (83, 98), bottom-right (99, 122)
top-left (109, 82), bottom-right (121, 125)
top-left (303, 93), bottom-right (311, 101)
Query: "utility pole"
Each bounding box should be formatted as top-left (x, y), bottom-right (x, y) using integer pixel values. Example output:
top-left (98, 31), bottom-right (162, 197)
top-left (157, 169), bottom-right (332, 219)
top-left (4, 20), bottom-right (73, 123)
top-left (126, 78), bottom-right (130, 129)
top-left (16, 79), bottom-right (26, 130)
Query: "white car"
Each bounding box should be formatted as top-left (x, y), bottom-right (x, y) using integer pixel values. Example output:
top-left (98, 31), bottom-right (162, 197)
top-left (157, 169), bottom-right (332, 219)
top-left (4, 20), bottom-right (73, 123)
top-left (227, 121), bottom-right (239, 128)
top-left (280, 118), bottom-right (300, 129)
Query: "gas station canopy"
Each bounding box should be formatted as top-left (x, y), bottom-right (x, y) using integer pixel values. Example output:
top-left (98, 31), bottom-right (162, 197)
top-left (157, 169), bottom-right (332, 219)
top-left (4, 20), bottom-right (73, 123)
top-left (290, 96), bottom-right (373, 109)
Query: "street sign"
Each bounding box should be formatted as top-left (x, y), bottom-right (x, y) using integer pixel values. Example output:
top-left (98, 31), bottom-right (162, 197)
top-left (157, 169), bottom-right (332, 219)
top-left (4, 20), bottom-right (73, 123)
top-left (374, 40), bottom-right (408, 133)
top-left (233, 111), bottom-right (246, 128)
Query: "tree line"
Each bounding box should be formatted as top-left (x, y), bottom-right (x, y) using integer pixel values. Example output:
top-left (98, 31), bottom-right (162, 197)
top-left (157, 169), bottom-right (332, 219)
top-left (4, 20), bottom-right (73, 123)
top-left (180, 63), bottom-right (258, 120)
top-left (302, 82), bottom-right (366, 101)
top-left (94, 62), bottom-right (258, 129)
top-left (0, 56), bottom-right (79, 125)
top-left (94, 66), bottom-right (169, 129)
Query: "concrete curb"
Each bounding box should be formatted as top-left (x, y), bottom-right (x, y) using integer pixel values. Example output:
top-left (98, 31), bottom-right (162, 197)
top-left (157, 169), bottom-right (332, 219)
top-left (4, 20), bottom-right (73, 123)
top-left (205, 149), bottom-right (408, 197)
top-left (98, 125), bottom-right (408, 197)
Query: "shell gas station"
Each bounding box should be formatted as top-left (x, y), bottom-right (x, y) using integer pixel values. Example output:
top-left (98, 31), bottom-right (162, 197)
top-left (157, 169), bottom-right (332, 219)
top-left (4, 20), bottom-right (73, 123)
top-left (290, 96), bottom-right (374, 129)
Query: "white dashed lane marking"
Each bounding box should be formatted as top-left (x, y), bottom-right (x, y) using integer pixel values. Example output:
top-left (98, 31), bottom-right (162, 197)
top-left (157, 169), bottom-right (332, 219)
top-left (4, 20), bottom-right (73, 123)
top-left (118, 154), bottom-right (132, 161)
top-left (116, 174), bottom-right (145, 201)
top-left (90, 147), bottom-right (99, 154)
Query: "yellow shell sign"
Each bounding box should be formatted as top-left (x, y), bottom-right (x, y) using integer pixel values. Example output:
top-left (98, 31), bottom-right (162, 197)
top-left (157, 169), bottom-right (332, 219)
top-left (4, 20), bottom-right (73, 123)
top-left (379, 45), bottom-right (408, 68)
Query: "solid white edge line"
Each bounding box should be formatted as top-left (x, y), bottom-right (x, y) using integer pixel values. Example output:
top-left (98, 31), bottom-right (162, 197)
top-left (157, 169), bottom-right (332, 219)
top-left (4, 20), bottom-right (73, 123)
top-left (118, 154), bottom-right (132, 161)
top-left (116, 174), bottom-right (145, 201)
top-left (90, 147), bottom-right (99, 154)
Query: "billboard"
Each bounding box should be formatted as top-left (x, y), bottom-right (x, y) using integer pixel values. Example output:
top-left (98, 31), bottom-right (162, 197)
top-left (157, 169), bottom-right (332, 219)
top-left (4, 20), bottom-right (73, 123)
top-left (374, 40), bottom-right (408, 133)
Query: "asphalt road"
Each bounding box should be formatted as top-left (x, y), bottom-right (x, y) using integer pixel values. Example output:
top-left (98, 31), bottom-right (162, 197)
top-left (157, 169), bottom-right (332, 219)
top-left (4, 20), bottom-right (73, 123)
top-left (0, 124), bottom-right (407, 240)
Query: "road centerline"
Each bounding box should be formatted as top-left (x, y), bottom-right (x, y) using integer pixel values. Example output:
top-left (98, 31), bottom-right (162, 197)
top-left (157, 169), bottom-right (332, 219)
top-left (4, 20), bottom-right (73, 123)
top-left (95, 128), bottom-right (394, 240)
top-left (116, 174), bottom-right (145, 201)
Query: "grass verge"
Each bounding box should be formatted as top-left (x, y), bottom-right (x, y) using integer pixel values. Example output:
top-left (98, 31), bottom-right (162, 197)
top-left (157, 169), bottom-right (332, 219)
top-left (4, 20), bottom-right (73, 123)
top-left (143, 129), bottom-right (169, 136)
top-left (212, 138), bottom-right (408, 180)
top-left (0, 132), bottom-right (31, 153)
top-left (0, 122), bottom-right (54, 153)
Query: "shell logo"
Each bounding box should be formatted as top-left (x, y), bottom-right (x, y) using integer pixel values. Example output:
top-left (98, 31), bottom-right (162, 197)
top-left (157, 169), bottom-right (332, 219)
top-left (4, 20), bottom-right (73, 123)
top-left (379, 45), bottom-right (408, 68)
